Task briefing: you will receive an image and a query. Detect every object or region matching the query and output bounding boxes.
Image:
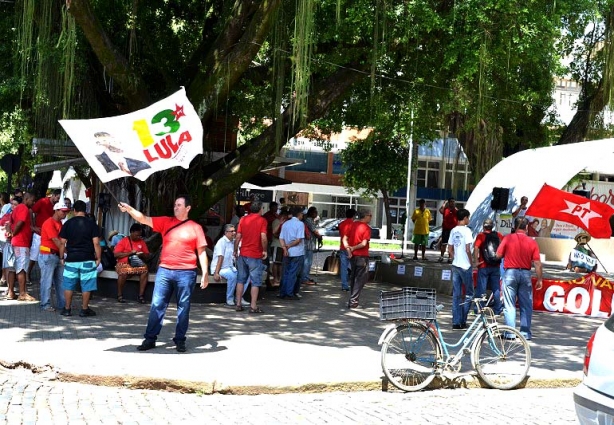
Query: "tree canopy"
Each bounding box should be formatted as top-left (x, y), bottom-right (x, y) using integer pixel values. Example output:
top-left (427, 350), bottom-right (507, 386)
top-left (3, 0), bottom-right (610, 211)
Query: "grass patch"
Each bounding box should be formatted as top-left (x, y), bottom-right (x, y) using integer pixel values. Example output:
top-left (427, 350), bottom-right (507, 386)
top-left (321, 239), bottom-right (401, 250)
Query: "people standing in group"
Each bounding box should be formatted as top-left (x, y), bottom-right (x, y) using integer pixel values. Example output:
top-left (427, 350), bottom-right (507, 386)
top-left (58, 200), bottom-right (101, 317)
top-left (473, 218), bottom-right (503, 315)
top-left (338, 208), bottom-right (356, 292)
top-left (1, 195), bottom-right (18, 298)
top-left (438, 198), bottom-right (458, 263)
top-left (113, 223), bottom-right (151, 304)
top-left (234, 201), bottom-right (267, 313)
top-left (270, 207), bottom-right (290, 287)
top-left (448, 208), bottom-right (474, 329)
top-left (63, 197), bottom-right (74, 221)
top-left (412, 199), bottom-right (431, 261)
top-left (119, 195), bottom-right (209, 353)
top-left (496, 216), bottom-right (543, 340)
top-left (38, 202), bottom-right (71, 312)
top-left (9, 192), bottom-right (36, 301)
top-left (301, 206), bottom-right (322, 286)
top-left (278, 206), bottom-right (305, 300)
top-left (343, 209), bottom-right (372, 309)
top-left (29, 189), bottom-right (61, 284)
top-left (211, 224), bottom-right (244, 307)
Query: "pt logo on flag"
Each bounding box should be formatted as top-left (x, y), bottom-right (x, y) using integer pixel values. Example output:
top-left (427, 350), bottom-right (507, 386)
top-left (561, 200), bottom-right (602, 228)
top-left (134, 104), bottom-right (193, 162)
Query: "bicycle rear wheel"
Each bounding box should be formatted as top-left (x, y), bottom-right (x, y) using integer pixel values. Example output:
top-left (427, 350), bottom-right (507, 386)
top-left (381, 322), bottom-right (440, 392)
top-left (472, 325), bottom-right (531, 390)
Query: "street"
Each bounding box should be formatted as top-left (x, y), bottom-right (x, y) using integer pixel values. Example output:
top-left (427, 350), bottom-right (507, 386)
top-left (0, 373), bottom-right (577, 424)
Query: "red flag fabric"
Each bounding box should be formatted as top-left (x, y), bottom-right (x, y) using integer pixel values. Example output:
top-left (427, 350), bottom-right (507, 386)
top-left (525, 184), bottom-right (614, 238)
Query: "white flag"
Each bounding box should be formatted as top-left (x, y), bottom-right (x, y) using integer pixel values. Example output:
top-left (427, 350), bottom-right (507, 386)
top-left (59, 87), bottom-right (203, 183)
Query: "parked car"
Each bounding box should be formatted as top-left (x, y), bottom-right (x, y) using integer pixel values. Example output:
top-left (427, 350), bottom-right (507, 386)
top-left (427, 226), bottom-right (442, 249)
top-left (316, 218), bottom-right (380, 240)
top-left (574, 313), bottom-right (614, 424)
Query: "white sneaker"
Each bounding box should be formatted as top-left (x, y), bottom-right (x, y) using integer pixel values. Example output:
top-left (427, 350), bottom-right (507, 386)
top-left (241, 300), bottom-right (250, 307)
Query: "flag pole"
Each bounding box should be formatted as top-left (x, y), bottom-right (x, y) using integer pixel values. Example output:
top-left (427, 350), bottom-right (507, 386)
top-left (585, 242), bottom-right (608, 274)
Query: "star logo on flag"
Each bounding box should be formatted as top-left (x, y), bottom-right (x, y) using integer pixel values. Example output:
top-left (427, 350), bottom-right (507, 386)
top-left (561, 200), bottom-right (602, 228)
top-left (172, 104), bottom-right (186, 120)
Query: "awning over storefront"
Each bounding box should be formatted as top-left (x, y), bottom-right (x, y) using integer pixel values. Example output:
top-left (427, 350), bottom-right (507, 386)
top-left (246, 172), bottom-right (292, 187)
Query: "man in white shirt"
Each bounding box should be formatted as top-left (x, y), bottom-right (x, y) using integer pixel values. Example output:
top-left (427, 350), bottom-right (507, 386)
top-left (448, 208), bottom-right (474, 330)
top-left (278, 207), bottom-right (305, 299)
top-left (211, 224), bottom-right (246, 307)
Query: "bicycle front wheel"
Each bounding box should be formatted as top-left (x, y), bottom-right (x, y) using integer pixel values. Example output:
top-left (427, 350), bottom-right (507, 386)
top-left (381, 322), bottom-right (440, 392)
top-left (472, 325), bottom-right (531, 390)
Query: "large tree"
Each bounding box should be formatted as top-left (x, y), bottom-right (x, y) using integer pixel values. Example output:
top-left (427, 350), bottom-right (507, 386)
top-left (10, 0), bottom-right (596, 213)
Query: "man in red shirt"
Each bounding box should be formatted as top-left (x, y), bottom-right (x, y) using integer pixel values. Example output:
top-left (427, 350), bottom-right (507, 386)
top-left (473, 218), bottom-right (503, 315)
top-left (119, 195), bottom-right (209, 353)
top-left (38, 201), bottom-right (70, 311)
top-left (342, 210), bottom-right (372, 309)
top-left (29, 189), bottom-right (61, 283)
top-left (438, 198), bottom-right (458, 263)
top-left (234, 201), bottom-right (267, 313)
top-left (113, 223), bottom-right (151, 304)
top-left (496, 217), bottom-right (543, 340)
top-left (338, 208), bottom-right (356, 291)
top-left (9, 192), bottom-right (36, 301)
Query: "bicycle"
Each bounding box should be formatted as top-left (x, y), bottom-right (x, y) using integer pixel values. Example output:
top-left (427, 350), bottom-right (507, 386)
top-left (378, 287), bottom-right (531, 392)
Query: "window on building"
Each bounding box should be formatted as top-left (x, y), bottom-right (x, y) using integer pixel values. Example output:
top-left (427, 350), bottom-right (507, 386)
top-left (286, 150), bottom-right (328, 173)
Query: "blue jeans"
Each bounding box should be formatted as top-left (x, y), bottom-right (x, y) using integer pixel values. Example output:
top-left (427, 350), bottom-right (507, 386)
top-left (339, 250), bottom-right (350, 290)
top-left (476, 266), bottom-right (502, 314)
top-left (502, 269), bottom-right (533, 339)
top-left (452, 265), bottom-right (474, 326)
top-left (237, 256), bottom-right (264, 287)
top-left (280, 256), bottom-right (303, 297)
top-left (144, 267), bottom-right (197, 343)
top-left (39, 253), bottom-right (65, 309)
top-left (219, 266), bottom-right (242, 305)
top-left (301, 249), bottom-right (314, 283)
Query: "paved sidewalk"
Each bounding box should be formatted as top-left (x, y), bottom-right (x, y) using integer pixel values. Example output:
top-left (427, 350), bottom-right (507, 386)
top-left (0, 269), bottom-right (604, 390)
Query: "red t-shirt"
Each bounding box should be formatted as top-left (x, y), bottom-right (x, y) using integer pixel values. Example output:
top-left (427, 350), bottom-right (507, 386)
top-left (114, 236), bottom-right (150, 264)
top-left (474, 231), bottom-right (503, 269)
top-left (152, 217), bottom-right (207, 270)
top-left (263, 210), bottom-right (279, 242)
top-left (237, 213), bottom-right (267, 258)
top-left (32, 197), bottom-right (54, 229)
top-left (347, 221), bottom-right (371, 257)
top-left (496, 231), bottom-right (540, 269)
top-left (11, 203), bottom-right (32, 248)
top-left (338, 218), bottom-right (354, 250)
top-left (40, 217), bottom-right (62, 254)
top-left (442, 207), bottom-right (458, 230)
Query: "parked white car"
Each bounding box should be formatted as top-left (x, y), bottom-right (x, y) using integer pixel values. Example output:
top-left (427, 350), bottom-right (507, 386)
top-left (427, 226), bottom-right (442, 249)
top-left (574, 313), bottom-right (614, 424)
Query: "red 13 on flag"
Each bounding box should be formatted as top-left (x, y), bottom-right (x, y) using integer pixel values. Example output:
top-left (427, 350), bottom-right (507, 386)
top-left (525, 184), bottom-right (614, 238)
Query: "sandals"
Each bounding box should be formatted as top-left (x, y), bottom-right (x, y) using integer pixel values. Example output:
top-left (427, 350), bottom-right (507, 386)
top-left (138, 295), bottom-right (146, 304)
top-left (236, 305), bottom-right (244, 312)
top-left (249, 307), bottom-right (264, 314)
top-left (117, 295), bottom-right (126, 303)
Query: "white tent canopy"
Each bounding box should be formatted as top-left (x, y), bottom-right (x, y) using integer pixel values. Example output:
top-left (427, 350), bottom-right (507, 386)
top-left (465, 138), bottom-right (614, 233)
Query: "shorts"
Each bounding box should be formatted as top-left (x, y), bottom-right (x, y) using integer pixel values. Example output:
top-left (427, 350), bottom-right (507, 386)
top-left (30, 234), bottom-right (41, 261)
top-left (2, 243), bottom-right (14, 270)
top-left (441, 229), bottom-right (452, 244)
top-left (412, 234), bottom-right (429, 246)
top-left (115, 262), bottom-right (148, 276)
top-left (63, 260), bottom-right (98, 292)
top-left (13, 246), bottom-right (29, 274)
top-left (272, 246), bottom-right (284, 263)
top-left (237, 256), bottom-right (264, 287)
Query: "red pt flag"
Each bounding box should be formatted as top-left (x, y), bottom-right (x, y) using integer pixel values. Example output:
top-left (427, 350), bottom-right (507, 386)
top-left (525, 184), bottom-right (614, 238)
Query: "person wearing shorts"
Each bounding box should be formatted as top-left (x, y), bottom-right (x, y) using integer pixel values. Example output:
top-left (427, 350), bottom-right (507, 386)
top-left (58, 200), bottom-right (101, 317)
top-left (411, 199), bottom-right (431, 261)
top-left (10, 192), bottom-right (36, 301)
top-left (234, 201), bottom-right (267, 314)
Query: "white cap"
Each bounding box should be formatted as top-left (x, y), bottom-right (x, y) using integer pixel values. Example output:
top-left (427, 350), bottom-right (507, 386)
top-left (53, 202), bottom-right (71, 211)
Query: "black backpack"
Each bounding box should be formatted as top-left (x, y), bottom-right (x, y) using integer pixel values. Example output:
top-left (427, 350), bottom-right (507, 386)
top-left (481, 232), bottom-right (501, 266)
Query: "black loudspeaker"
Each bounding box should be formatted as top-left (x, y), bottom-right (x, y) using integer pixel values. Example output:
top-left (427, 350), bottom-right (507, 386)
top-left (98, 193), bottom-right (111, 210)
top-left (573, 189), bottom-right (590, 199)
top-left (491, 187), bottom-right (510, 211)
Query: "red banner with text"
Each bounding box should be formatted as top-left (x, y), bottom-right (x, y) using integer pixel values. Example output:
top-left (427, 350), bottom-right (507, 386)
top-left (533, 272), bottom-right (613, 318)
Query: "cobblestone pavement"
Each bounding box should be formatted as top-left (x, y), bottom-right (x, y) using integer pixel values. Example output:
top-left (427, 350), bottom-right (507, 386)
top-left (0, 372), bottom-right (577, 425)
